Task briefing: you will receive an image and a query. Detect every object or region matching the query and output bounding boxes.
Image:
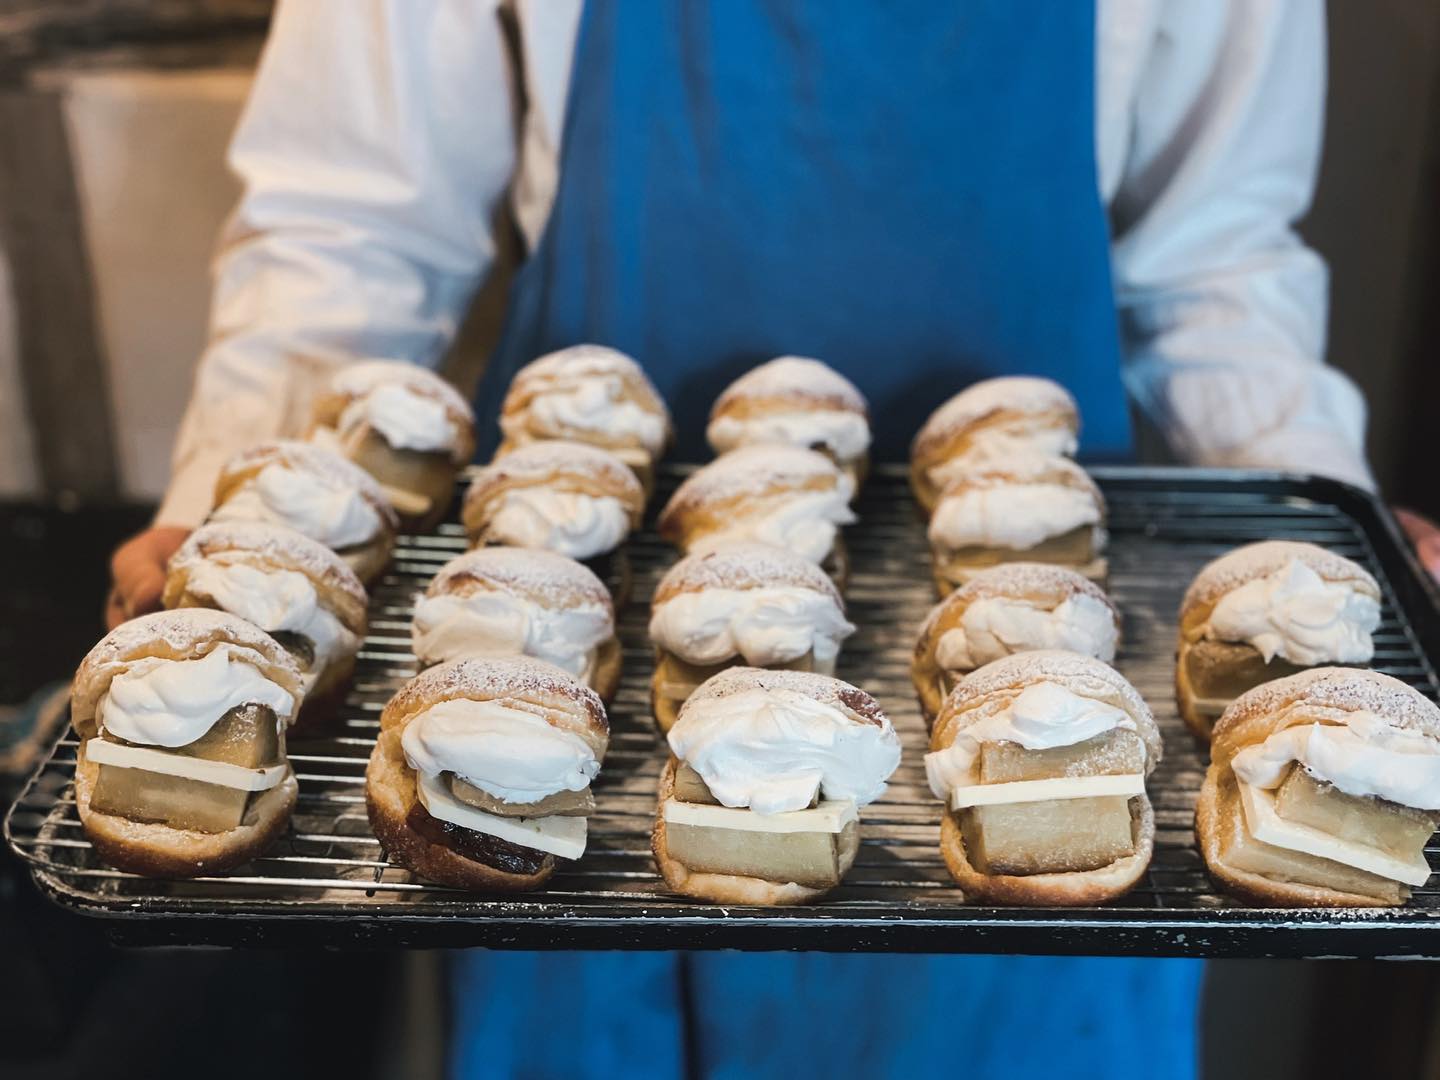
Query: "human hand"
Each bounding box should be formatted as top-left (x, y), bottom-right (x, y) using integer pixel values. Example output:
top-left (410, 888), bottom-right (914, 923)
top-left (1395, 509), bottom-right (1440, 586)
top-left (106, 526), bottom-right (191, 629)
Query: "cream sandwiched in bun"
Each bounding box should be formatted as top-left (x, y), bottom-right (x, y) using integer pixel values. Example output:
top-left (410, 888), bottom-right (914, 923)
top-left (910, 376), bottom-right (1079, 515)
top-left (209, 440), bottom-right (398, 585)
top-left (647, 543), bottom-right (855, 732)
top-left (498, 345), bottom-right (671, 495)
top-left (926, 455), bottom-right (1107, 595)
top-left (925, 650), bottom-right (1161, 905)
top-left (1197, 667), bottom-right (1440, 907)
top-left (411, 547), bottom-right (621, 704)
top-left (366, 656), bottom-right (610, 892)
top-left (657, 445), bottom-right (856, 592)
top-left (706, 356), bottom-right (871, 490)
top-left (652, 667), bottom-right (901, 905)
top-left (71, 609), bottom-right (305, 877)
top-left (309, 360), bottom-right (477, 531)
top-left (164, 521), bottom-right (368, 733)
top-left (912, 563), bottom-right (1119, 727)
top-left (1176, 541), bottom-right (1381, 740)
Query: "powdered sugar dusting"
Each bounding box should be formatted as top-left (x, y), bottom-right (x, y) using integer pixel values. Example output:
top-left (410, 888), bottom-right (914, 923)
top-left (465, 440), bottom-right (644, 514)
top-left (913, 376), bottom-right (1077, 458)
top-left (1219, 667), bottom-right (1440, 741)
top-left (330, 360), bottom-right (474, 421)
top-left (1183, 541), bottom-right (1380, 615)
top-left (426, 547), bottom-right (611, 612)
top-left (685, 666), bottom-right (889, 728)
top-left (653, 543), bottom-right (843, 607)
top-left (170, 522), bottom-right (366, 607)
top-left (508, 345), bottom-right (667, 415)
top-left (712, 357), bottom-right (868, 415)
top-left (385, 655), bottom-right (608, 733)
top-left (917, 563), bottom-right (1116, 639)
top-left (660, 445), bottom-right (845, 520)
top-left (219, 440), bottom-right (399, 529)
top-left (935, 454), bottom-right (1103, 504)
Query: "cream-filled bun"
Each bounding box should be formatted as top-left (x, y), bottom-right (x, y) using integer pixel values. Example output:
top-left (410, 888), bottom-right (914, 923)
top-left (926, 651), bottom-right (1161, 906)
top-left (926, 455), bottom-right (1106, 594)
top-left (209, 440), bottom-right (398, 585)
top-left (648, 543), bottom-right (856, 731)
top-left (309, 360), bottom-right (477, 531)
top-left (71, 609), bottom-right (305, 877)
top-left (653, 667), bottom-right (901, 905)
top-left (657, 445), bottom-right (856, 590)
top-left (912, 564), bottom-right (1119, 726)
top-left (462, 440), bottom-right (645, 566)
top-left (910, 376), bottom-right (1079, 514)
top-left (498, 344), bottom-right (672, 493)
top-left (706, 357), bottom-right (871, 488)
top-left (411, 547), bottom-right (620, 703)
top-left (1198, 668), bottom-right (1440, 907)
top-left (1177, 541), bottom-right (1381, 740)
top-left (164, 521), bottom-right (368, 732)
top-left (366, 656), bottom-right (609, 892)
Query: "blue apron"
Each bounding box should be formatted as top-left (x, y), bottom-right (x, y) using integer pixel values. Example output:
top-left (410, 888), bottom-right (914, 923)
top-left (456, 3), bottom-right (1197, 1077)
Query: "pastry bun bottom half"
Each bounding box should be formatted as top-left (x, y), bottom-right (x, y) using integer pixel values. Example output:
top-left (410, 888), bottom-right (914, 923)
top-left (74, 746), bottom-right (297, 878)
top-left (938, 795), bottom-right (1155, 906)
top-left (650, 758), bottom-right (857, 906)
top-left (1195, 768), bottom-right (1405, 908)
top-left (365, 727), bottom-right (556, 892)
top-left (1174, 642), bottom-right (1216, 742)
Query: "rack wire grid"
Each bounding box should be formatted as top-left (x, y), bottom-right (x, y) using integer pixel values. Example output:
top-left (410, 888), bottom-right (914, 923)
top-left (8, 465), bottom-right (1440, 955)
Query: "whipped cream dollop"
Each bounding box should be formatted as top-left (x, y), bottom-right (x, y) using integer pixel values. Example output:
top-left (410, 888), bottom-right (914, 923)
top-left (924, 681), bottom-right (1136, 797)
top-left (411, 590), bottom-right (612, 678)
top-left (1231, 713), bottom-right (1440, 811)
top-left (935, 595), bottom-right (1117, 672)
top-left (928, 483), bottom-right (1100, 552)
top-left (211, 463), bottom-right (382, 550)
top-left (401, 698), bottom-right (599, 804)
top-left (486, 489), bottom-right (631, 559)
top-left (507, 375), bottom-right (667, 457)
top-left (707, 411), bottom-right (871, 463)
top-left (98, 645), bottom-right (296, 748)
top-left (688, 489), bottom-right (857, 564)
top-left (1204, 559), bottom-right (1380, 666)
top-left (336, 381), bottom-right (458, 456)
top-left (649, 587), bottom-right (855, 667)
top-left (185, 560), bottom-right (358, 676)
top-left (668, 688), bottom-right (900, 815)
top-left (928, 421), bottom-right (1077, 489)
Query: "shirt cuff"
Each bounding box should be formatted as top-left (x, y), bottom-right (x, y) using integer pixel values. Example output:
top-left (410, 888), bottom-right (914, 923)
top-left (153, 449), bottom-right (231, 528)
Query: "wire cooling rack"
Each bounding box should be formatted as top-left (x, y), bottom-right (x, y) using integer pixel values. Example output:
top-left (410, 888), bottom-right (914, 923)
top-left (8, 466), bottom-right (1440, 955)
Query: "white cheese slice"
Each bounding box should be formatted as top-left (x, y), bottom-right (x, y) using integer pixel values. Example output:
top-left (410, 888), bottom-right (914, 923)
top-left (1238, 780), bottom-right (1432, 887)
top-left (85, 738), bottom-right (288, 792)
top-left (949, 774), bottom-right (1146, 809)
top-left (416, 770), bottom-right (588, 860)
top-left (662, 798), bottom-right (857, 835)
top-left (379, 483), bottom-right (433, 517)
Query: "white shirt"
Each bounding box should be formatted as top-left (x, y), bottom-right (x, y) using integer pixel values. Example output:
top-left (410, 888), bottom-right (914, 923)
top-left (157, 0), bottom-right (1370, 527)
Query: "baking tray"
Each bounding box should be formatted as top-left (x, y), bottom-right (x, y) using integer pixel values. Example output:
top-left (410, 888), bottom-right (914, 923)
top-left (8, 465), bottom-right (1440, 956)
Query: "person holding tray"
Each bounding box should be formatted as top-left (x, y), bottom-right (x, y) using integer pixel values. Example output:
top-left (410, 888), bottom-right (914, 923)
top-left (101, 2), bottom-right (1437, 1078)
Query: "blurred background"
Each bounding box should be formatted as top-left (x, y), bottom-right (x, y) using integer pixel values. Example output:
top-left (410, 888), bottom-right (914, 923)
top-left (1, 2), bottom-right (1439, 1078)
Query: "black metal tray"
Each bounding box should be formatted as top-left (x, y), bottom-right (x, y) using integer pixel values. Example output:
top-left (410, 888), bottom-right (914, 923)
top-left (8, 465), bottom-right (1440, 956)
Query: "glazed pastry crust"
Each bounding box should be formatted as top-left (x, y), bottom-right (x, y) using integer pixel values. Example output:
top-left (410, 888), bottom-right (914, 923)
top-left (71, 609), bottom-right (305, 740)
top-left (461, 441), bottom-right (645, 544)
top-left (75, 747), bottom-right (298, 878)
top-left (913, 564), bottom-right (1118, 724)
top-left (939, 794), bottom-right (1155, 905)
top-left (650, 758), bottom-right (854, 905)
top-left (1195, 667), bottom-right (1440, 907)
top-left (366, 726), bottom-right (556, 892)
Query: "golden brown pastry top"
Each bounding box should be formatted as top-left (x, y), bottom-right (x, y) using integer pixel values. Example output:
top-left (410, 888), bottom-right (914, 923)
top-left (500, 345), bottom-right (671, 445)
top-left (652, 543), bottom-right (843, 608)
top-left (710, 356), bottom-right (868, 419)
top-left (461, 441), bottom-right (646, 533)
top-left (657, 445), bottom-right (849, 542)
top-left (423, 547), bottom-right (612, 616)
top-left (309, 359), bottom-right (477, 463)
top-left (932, 454), bottom-right (1102, 508)
top-left (911, 376), bottom-right (1078, 468)
top-left (71, 609), bottom-right (305, 740)
top-left (1179, 540), bottom-right (1380, 633)
top-left (164, 521), bottom-right (368, 635)
top-left (213, 440), bottom-right (399, 533)
top-left (681, 666), bottom-right (889, 730)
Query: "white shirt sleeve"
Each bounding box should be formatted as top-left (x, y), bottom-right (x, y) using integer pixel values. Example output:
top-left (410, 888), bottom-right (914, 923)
top-left (1111, 0), bottom-right (1374, 490)
top-left (156, 0), bottom-right (516, 526)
